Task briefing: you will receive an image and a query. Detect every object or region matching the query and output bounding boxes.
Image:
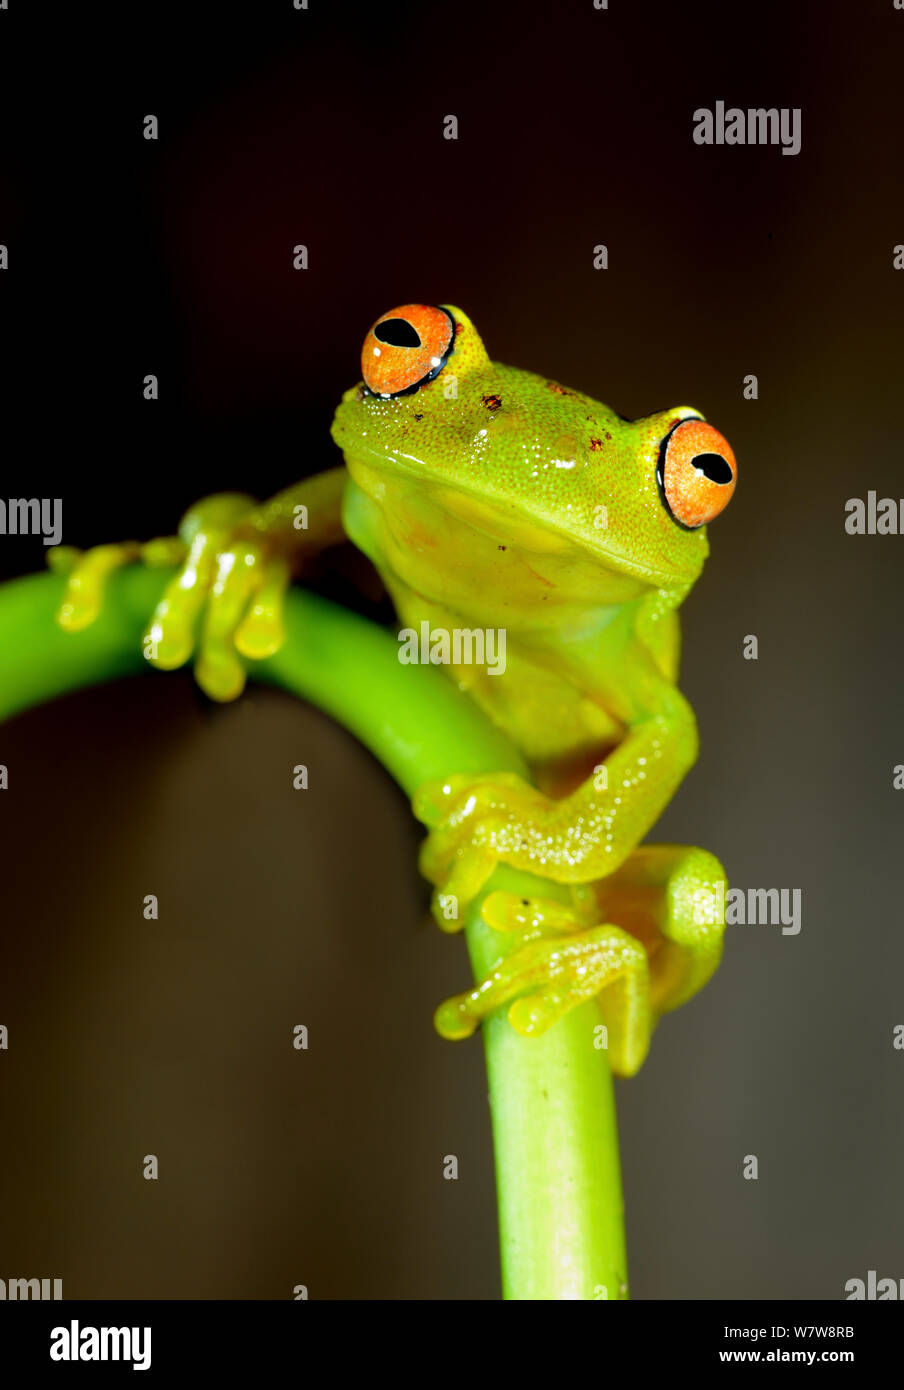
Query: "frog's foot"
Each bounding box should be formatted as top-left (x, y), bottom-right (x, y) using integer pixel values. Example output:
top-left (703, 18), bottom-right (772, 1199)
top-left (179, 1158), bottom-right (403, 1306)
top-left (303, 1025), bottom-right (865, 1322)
top-left (433, 843), bottom-right (726, 1076)
top-left (50, 537), bottom-right (187, 632)
top-left (413, 771), bottom-right (553, 930)
top-left (52, 493), bottom-right (292, 702)
top-left (434, 902), bottom-right (651, 1076)
top-left (147, 494), bottom-right (293, 701)
top-left (592, 843), bottom-right (727, 1016)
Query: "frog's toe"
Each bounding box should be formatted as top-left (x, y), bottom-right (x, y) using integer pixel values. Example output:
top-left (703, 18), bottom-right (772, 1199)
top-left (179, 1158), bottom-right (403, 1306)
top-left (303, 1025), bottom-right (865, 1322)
top-left (481, 889), bottom-right (583, 937)
top-left (52, 541), bottom-right (143, 631)
top-left (650, 846), bottom-right (726, 1014)
top-left (184, 544), bottom-right (291, 700)
top-left (142, 496), bottom-right (274, 694)
top-left (417, 824), bottom-right (459, 887)
top-left (145, 574), bottom-right (206, 671)
top-left (427, 848), bottom-right (499, 933)
top-left (190, 542), bottom-right (264, 701)
top-left (415, 772), bottom-right (539, 919)
top-left (412, 771), bottom-right (525, 827)
top-left (434, 919), bottom-right (650, 1075)
top-left (140, 536), bottom-right (189, 569)
top-left (47, 545), bottom-right (82, 577)
top-left (595, 844), bottom-right (727, 1016)
top-left (194, 649), bottom-right (246, 702)
top-left (413, 774), bottom-right (477, 829)
top-left (234, 555), bottom-right (290, 659)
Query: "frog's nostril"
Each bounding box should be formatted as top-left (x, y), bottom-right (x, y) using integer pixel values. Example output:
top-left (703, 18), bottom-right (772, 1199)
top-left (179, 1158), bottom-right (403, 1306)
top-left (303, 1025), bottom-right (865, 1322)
top-left (694, 452), bottom-right (733, 485)
top-left (374, 318), bottom-right (422, 349)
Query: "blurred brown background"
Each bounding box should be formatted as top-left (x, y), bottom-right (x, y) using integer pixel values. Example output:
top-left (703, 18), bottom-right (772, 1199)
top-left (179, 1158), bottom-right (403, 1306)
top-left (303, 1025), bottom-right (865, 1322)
top-left (0, 0), bottom-right (902, 1298)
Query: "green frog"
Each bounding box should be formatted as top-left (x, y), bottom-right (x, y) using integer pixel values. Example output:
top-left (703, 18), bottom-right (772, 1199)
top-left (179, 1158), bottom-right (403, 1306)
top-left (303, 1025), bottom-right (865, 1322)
top-left (52, 303), bottom-right (737, 1074)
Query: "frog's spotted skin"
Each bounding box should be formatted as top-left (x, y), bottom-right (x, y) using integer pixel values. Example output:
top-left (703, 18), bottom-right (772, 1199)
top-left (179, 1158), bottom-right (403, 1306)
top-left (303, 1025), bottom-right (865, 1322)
top-left (54, 304), bottom-right (737, 1075)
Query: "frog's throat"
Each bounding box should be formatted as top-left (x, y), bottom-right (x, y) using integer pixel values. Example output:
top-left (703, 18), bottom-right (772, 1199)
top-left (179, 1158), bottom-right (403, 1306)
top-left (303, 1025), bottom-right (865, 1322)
top-left (341, 444), bottom-right (705, 593)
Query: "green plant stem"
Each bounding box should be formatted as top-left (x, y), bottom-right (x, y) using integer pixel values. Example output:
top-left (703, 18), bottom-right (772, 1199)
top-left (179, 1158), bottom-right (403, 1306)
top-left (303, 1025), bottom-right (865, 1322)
top-left (0, 568), bottom-right (628, 1300)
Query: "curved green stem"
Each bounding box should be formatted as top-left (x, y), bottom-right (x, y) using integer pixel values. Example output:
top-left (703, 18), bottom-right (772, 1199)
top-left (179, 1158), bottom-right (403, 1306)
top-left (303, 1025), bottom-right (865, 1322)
top-left (0, 568), bottom-right (628, 1300)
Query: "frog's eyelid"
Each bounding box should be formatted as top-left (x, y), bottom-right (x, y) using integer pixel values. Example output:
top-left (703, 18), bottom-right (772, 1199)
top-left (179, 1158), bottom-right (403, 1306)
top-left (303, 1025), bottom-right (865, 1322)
top-left (649, 410), bottom-right (704, 429)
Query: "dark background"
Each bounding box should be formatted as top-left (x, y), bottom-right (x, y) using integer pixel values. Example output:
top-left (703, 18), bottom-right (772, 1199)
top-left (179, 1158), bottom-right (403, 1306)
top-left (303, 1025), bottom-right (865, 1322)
top-left (0, 0), bottom-right (902, 1298)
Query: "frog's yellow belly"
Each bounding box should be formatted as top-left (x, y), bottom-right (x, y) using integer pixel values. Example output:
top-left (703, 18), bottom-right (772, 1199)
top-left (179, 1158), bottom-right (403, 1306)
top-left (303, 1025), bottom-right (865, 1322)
top-left (385, 577), bottom-right (624, 796)
top-left (342, 469), bottom-right (629, 793)
top-left (459, 652), bottom-right (623, 796)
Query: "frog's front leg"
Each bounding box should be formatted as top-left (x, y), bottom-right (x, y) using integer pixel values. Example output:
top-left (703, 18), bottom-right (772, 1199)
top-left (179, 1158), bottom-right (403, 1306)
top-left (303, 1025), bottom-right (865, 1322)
top-left (434, 843), bottom-right (726, 1074)
top-left (51, 468), bottom-right (348, 700)
top-left (415, 661), bottom-right (698, 922)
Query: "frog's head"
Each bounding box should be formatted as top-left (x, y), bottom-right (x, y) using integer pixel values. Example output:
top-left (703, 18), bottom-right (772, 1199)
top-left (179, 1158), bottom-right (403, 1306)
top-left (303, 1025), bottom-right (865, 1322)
top-left (331, 304), bottom-right (737, 608)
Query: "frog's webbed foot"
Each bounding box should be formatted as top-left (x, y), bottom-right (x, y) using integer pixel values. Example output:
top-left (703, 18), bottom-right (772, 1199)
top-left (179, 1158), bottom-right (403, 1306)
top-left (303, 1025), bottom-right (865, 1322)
top-left (413, 771), bottom-right (553, 929)
top-left (52, 493), bottom-right (292, 702)
top-left (433, 843), bottom-right (727, 1077)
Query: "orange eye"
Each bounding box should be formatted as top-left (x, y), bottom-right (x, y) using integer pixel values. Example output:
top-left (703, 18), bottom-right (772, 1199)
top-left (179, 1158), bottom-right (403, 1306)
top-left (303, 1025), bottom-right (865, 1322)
top-left (361, 304), bottom-right (455, 397)
top-left (657, 418), bottom-right (737, 529)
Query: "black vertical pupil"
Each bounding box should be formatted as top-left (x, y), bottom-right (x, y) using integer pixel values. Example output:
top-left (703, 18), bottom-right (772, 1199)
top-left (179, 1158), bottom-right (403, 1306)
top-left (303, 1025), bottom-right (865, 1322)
top-left (374, 318), bottom-right (421, 348)
top-left (694, 452), bottom-right (733, 485)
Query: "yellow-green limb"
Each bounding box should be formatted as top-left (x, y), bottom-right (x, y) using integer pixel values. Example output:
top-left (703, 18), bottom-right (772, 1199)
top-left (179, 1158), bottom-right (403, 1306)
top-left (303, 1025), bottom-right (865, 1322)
top-left (0, 566), bottom-right (628, 1300)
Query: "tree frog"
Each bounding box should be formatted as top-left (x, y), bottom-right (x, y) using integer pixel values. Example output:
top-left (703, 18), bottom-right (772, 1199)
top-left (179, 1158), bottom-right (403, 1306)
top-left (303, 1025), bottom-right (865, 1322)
top-left (52, 304), bottom-right (737, 1075)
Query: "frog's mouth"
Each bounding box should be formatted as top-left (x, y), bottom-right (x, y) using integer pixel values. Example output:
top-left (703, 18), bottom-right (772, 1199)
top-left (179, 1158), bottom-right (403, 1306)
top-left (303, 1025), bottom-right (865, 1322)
top-left (336, 420), bottom-right (704, 594)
